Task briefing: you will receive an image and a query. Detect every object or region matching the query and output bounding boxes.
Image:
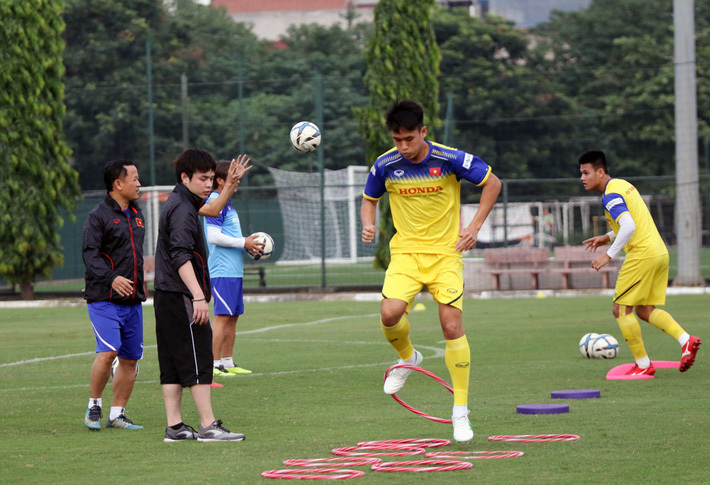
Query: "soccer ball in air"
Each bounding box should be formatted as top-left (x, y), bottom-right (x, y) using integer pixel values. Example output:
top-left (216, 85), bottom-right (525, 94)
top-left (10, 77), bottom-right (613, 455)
top-left (579, 333), bottom-right (600, 358)
top-left (111, 357), bottom-right (139, 378)
top-left (289, 121), bottom-right (321, 153)
top-left (589, 334), bottom-right (619, 359)
top-left (250, 232), bottom-right (274, 261)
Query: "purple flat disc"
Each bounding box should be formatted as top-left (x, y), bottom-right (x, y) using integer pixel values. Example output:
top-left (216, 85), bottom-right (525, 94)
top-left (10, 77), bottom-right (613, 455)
top-left (551, 389), bottom-right (601, 399)
top-left (516, 403), bottom-right (569, 415)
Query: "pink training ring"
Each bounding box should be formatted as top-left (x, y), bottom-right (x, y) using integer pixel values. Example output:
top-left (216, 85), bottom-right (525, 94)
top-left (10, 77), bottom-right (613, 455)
top-left (426, 450), bottom-right (525, 459)
top-left (358, 438), bottom-right (451, 448)
top-left (283, 457), bottom-right (382, 467)
top-left (371, 459), bottom-right (473, 472)
top-left (332, 444), bottom-right (426, 457)
top-left (487, 434), bottom-right (580, 442)
top-left (261, 468), bottom-right (366, 479)
top-left (384, 364), bottom-right (454, 424)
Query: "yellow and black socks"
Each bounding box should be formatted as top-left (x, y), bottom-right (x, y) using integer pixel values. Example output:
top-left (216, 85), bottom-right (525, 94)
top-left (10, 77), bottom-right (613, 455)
top-left (616, 309), bottom-right (649, 367)
top-left (647, 308), bottom-right (687, 343)
top-left (445, 335), bottom-right (471, 407)
top-left (381, 315), bottom-right (413, 361)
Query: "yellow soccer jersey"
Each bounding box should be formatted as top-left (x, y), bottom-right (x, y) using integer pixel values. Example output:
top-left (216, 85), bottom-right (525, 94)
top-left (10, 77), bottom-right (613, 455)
top-left (363, 141), bottom-right (491, 256)
top-left (603, 178), bottom-right (667, 260)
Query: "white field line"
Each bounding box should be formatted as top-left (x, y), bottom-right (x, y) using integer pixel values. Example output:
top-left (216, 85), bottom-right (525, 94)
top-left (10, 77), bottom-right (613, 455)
top-left (0, 314), bottom-right (446, 393)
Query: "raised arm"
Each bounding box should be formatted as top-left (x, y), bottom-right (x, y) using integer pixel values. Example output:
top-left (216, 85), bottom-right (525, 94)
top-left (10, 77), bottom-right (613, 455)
top-left (198, 155), bottom-right (252, 217)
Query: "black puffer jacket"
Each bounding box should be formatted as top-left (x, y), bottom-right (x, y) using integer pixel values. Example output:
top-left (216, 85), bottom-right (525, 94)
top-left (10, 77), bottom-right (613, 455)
top-left (82, 195), bottom-right (146, 304)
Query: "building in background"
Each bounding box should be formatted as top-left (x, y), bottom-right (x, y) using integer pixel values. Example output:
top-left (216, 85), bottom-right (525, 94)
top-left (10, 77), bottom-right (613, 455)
top-left (210, 0), bottom-right (592, 40)
top-left (482, 0), bottom-right (592, 29)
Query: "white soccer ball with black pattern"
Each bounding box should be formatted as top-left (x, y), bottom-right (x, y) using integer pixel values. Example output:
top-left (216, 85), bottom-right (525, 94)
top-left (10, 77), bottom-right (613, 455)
top-left (289, 121), bottom-right (321, 153)
top-left (579, 333), bottom-right (600, 358)
top-left (250, 231), bottom-right (274, 261)
top-left (589, 334), bottom-right (619, 359)
top-left (111, 357), bottom-right (139, 378)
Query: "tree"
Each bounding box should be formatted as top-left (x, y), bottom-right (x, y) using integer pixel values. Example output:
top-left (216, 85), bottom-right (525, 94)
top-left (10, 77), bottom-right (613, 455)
top-left (0, 0), bottom-right (81, 299)
top-left (534, 0), bottom-right (710, 176)
top-left (355, 0), bottom-right (441, 267)
top-left (62, 1), bottom-right (370, 189)
top-left (435, 10), bottom-right (584, 187)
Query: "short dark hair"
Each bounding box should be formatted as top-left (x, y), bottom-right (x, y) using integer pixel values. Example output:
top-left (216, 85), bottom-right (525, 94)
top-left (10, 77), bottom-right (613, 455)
top-left (212, 160), bottom-right (231, 190)
top-left (385, 99), bottom-right (424, 133)
top-left (578, 150), bottom-right (608, 174)
top-left (173, 148), bottom-right (216, 182)
top-left (103, 159), bottom-right (134, 193)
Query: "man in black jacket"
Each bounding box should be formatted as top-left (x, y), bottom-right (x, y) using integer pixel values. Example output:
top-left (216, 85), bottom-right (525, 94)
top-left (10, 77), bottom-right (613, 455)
top-left (82, 159), bottom-right (145, 431)
top-left (155, 148), bottom-right (245, 442)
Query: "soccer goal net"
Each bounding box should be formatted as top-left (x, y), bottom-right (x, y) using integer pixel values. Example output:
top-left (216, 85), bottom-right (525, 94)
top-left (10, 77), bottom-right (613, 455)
top-left (267, 165), bottom-right (373, 263)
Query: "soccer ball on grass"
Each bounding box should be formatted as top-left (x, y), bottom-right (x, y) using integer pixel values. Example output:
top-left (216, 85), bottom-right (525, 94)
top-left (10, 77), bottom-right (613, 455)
top-left (589, 334), bottom-right (619, 359)
top-left (289, 121), bottom-right (321, 153)
top-left (578, 332), bottom-right (600, 358)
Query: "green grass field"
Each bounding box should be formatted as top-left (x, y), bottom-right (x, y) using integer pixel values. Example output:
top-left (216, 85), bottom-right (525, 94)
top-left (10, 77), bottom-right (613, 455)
top-left (1, 295), bottom-right (708, 484)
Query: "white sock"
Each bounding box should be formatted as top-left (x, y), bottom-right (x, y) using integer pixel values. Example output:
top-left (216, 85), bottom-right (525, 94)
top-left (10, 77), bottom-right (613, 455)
top-left (213, 360), bottom-right (221, 369)
top-left (88, 397), bottom-right (102, 409)
top-left (109, 406), bottom-right (124, 421)
top-left (452, 405), bottom-right (469, 419)
top-left (678, 333), bottom-right (690, 347)
top-left (636, 356), bottom-right (651, 369)
top-left (221, 357), bottom-right (235, 368)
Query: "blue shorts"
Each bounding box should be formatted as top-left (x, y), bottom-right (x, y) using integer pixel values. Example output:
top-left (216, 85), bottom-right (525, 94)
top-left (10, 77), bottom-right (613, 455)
top-left (87, 301), bottom-right (143, 360)
top-left (211, 277), bottom-right (244, 316)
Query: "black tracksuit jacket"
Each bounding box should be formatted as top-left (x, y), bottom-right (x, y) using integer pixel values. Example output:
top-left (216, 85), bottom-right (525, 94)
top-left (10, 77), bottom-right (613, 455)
top-left (153, 183), bottom-right (211, 302)
top-left (82, 195), bottom-right (146, 304)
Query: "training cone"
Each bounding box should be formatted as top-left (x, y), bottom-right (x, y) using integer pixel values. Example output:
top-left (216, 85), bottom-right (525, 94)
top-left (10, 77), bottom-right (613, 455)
top-left (210, 382), bottom-right (223, 388)
top-left (413, 303), bottom-right (426, 312)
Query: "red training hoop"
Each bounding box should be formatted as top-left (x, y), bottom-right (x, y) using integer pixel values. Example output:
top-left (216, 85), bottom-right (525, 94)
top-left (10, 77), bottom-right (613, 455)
top-left (261, 468), bottom-right (365, 479)
top-left (426, 450), bottom-right (524, 459)
top-left (358, 438), bottom-right (451, 449)
top-left (371, 459), bottom-right (473, 472)
top-left (283, 457), bottom-right (382, 468)
top-left (332, 444), bottom-right (426, 457)
top-left (384, 364), bottom-right (453, 424)
top-left (488, 434), bottom-right (580, 442)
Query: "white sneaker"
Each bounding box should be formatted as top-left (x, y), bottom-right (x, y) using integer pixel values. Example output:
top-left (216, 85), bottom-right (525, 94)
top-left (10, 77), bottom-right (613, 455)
top-left (383, 350), bottom-right (422, 395)
top-left (452, 411), bottom-right (474, 443)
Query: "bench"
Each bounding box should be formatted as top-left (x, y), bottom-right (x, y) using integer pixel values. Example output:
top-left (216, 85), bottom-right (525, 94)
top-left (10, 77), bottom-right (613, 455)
top-left (142, 256), bottom-right (266, 288)
top-left (481, 247), bottom-right (550, 291)
top-left (550, 246), bottom-right (621, 289)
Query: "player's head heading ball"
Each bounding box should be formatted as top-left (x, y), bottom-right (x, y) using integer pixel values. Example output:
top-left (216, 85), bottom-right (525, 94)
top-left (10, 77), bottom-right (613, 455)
top-left (386, 99), bottom-right (424, 133)
top-left (578, 150), bottom-right (608, 174)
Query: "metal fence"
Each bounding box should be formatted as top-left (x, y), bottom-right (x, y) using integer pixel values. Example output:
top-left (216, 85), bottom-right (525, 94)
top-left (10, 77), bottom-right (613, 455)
top-left (16, 174), bottom-right (710, 294)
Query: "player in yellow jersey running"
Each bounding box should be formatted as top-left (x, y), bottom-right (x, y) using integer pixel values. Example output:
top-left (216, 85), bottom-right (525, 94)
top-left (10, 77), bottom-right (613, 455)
top-left (579, 150), bottom-right (701, 376)
top-left (361, 100), bottom-right (501, 442)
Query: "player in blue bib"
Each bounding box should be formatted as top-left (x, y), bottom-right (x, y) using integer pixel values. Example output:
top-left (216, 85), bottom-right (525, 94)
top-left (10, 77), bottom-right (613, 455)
top-left (204, 159), bottom-right (260, 377)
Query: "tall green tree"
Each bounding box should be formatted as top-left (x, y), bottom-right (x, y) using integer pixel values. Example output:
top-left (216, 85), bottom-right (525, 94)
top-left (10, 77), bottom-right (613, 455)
top-left (355, 0), bottom-right (441, 267)
top-left (0, 0), bottom-right (81, 299)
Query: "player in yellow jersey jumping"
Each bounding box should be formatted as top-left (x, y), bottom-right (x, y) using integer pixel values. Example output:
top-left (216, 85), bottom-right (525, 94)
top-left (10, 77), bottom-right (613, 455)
top-left (361, 100), bottom-right (501, 442)
top-left (579, 150), bottom-right (701, 376)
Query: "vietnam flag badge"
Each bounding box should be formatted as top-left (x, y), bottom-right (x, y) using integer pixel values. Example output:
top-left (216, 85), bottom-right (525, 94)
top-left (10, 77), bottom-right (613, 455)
top-left (429, 167), bottom-right (441, 176)
top-left (136, 218), bottom-right (144, 227)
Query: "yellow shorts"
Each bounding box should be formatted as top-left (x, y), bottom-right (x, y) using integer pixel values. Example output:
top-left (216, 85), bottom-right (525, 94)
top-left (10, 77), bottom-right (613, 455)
top-left (614, 253), bottom-right (669, 307)
top-left (382, 253), bottom-right (464, 312)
